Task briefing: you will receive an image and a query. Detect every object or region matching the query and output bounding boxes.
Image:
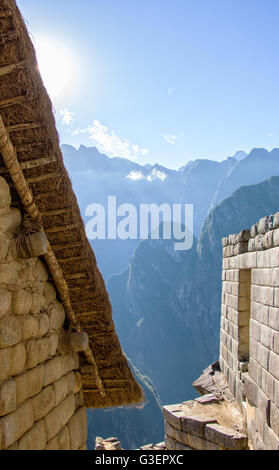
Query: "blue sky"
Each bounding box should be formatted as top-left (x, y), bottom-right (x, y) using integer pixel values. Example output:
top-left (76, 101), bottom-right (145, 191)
top-left (18, 0), bottom-right (279, 169)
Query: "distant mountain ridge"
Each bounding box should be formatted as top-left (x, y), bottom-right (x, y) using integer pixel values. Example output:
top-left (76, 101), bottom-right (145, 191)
top-left (62, 144), bottom-right (279, 279)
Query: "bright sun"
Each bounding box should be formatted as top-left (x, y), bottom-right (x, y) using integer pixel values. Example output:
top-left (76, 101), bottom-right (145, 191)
top-left (34, 36), bottom-right (74, 100)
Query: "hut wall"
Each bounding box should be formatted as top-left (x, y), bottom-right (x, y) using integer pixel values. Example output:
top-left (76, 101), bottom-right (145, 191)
top-left (0, 176), bottom-right (87, 450)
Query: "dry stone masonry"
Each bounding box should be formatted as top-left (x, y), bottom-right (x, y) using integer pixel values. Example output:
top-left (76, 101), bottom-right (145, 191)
top-left (164, 211), bottom-right (279, 451)
top-left (0, 177), bottom-right (88, 450)
top-left (220, 212), bottom-right (279, 450)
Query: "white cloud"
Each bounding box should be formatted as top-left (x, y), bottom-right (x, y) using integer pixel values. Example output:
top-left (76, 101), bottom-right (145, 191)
top-left (75, 120), bottom-right (148, 160)
top-left (147, 169), bottom-right (167, 182)
top-left (60, 108), bottom-right (75, 125)
top-left (168, 88), bottom-right (174, 94)
top-left (126, 171), bottom-right (145, 181)
top-left (163, 133), bottom-right (177, 144)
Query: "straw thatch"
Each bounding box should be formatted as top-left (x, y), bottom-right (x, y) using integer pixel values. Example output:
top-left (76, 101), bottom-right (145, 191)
top-left (0, 0), bottom-right (143, 408)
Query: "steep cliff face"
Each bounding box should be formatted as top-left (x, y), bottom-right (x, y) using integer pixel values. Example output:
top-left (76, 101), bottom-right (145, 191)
top-left (108, 176), bottom-right (279, 407)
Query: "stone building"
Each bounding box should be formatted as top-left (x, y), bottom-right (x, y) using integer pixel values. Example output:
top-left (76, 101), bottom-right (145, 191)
top-left (0, 0), bottom-right (142, 450)
top-left (163, 212), bottom-right (279, 450)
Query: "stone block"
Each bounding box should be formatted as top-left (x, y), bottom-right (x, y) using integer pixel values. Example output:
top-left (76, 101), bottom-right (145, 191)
top-left (9, 342), bottom-right (26, 376)
top-left (25, 365), bottom-right (44, 398)
top-left (263, 231), bottom-right (274, 249)
top-left (251, 301), bottom-right (269, 325)
top-left (0, 315), bottom-right (22, 348)
top-left (269, 307), bottom-right (279, 331)
top-left (273, 213), bottom-right (279, 229)
top-left (162, 405), bottom-right (184, 430)
top-left (33, 259), bottom-right (48, 282)
top-left (37, 313), bottom-right (49, 337)
top-left (70, 332), bottom-right (89, 352)
top-left (270, 402), bottom-right (279, 436)
top-left (0, 262), bottom-right (20, 284)
top-left (44, 393), bottom-right (75, 441)
top-left (45, 435), bottom-right (59, 450)
top-left (269, 351), bottom-right (279, 380)
top-left (73, 372), bottom-right (83, 394)
top-left (0, 379), bottom-right (16, 417)
top-left (43, 356), bottom-right (62, 387)
top-left (204, 423), bottom-right (248, 450)
top-left (0, 209), bottom-right (21, 234)
top-left (48, 302), bottom-right (65, 332)
top-left (0, 288), bottom-right (11, 317)
top-left (263, 424), bottom-right (279, 450)
top-left (26, 334), bottom-right (58, 369)
top-left (164, 434), bottom-right (176, 450)
top-left (31, 293), bottom-right (47, 315)
top-left (187, 433), bottom-right (223, 450)
top-left (67, 408), bottom-right (84, 450)
top-left (180, 413), bottom-right (217, 438)
top-left (274, 228), bottom-right (279, 246)
top-left (261, 368), bottom-right (275, 399)
top-left (258, 217), bottom-right (269, 234)
top-left (0, 400), bottom-right (34, 449)
top-left (0, 348), bottom-right (10, 382)
top-left (21, 315), bottom-right (39, 341)
top-left (12, 289), bottom-right (32, 316)
top-left (52, 374), bottom-right (70, 406)
top-left (257, 342), bottom-right (269, 370)
top-left (15, 373), bottom-right (28, 406)
top-left (174, 440), bottom-right (193, 450)
top-left (274, 288), bottom-right (279, 308)
top-left (32, 385), bottom-right (55, 422)
top-left (57, 426), bottom-right (71, 450)
top-left (18, 419), bottom-right (47, 450)
top-left (61, 353), bottom-right (79, 375)
top-left (44, 282), bottom-right (57, 305)
top-left (0, 177), bottom-right (11, 209)
top-left (261, 325), bottom-right (273, 349)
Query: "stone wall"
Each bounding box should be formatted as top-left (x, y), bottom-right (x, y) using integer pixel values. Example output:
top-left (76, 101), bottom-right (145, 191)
top-left (163, 398), bottom-right (248, 451)
top-left (0, 177), bottom-right (87, 450)
top-left (220, 213), bottom-right (279, 450)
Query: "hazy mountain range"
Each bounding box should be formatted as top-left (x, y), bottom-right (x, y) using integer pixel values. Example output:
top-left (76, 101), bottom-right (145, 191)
top-left (62, 144), bottom-right (279, 280)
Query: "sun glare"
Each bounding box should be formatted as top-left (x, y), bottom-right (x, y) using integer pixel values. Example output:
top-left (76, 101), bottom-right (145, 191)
top-left (34, 36), bottom-right (74, 100)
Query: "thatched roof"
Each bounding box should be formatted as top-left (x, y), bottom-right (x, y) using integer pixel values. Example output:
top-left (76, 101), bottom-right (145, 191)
top-left (0, 0), bottom-right (143, 408)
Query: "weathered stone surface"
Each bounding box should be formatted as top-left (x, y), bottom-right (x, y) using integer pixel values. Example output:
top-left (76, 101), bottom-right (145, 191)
top-left (44, 282), bottom-right (57, 305)
top-left (18, 419), bottom-right (47, 450)
top-left (258, 217), bottom-right (269, 234)
top-left (269, 351), bottom-right (279, 380)
top-left (15, 373), bottom-right (28, 406)
top-left (67, 408), bottom-right (84, 450)
top-left (0, 348), bottom-right (10, 382)
top-left (25, 365), bottom-right (44, 398)
top-left (48, 302), bottom-right (65, 332)
top-left (0, 400), bottom-right (34, 449)
top-left (204, 423), bottom-right (248, 450)
top-left (52, 374), bottom-right (70, 406)
top-left (31, 293), bottom-right (47, 315)
top-left (164, 434), bottom-right (176, 450)
top-left (0, 262), bottom-right (20, 284)
top-left (0, 379), bottom-right (16, 417)
top-left (26, 334), bottom-right (58, 369)
top-left (0, 177), bottom-right (11, 210)
top-left (13, 289), bottom-right (32, 316)
top-left (162, 405), bottom-right (184, 430)
top-left (21, 315), bottom-right (39, 341)
top-left (187, 433), bottom-right (224, 450)
top-left (61, 353), bottom-right (79, 375)
top-left (28, 231), bottom-right (48, 257)
top-left (37, 313), bottom-right (49, 337)
top-left (9, 342), bottom-right (26, 376)
top-left (45, 393), bottom-right (75, 441)
top-left (0, 209), bottom-right (21, 234)
top-left (0, 288), bottom-right (11, 317)
top-left (45, 435), bottom-right (59, 450)
top-left (33, 259), bottom-right (48, 282)
top-left (180, 413), bottom-right (217, 438)
top-left (43, 356), bottom-right (62, 387)
top-left (32, 385), bottom-right (55, 422)
top-left (57, 426), bottom-right (71, 450)
top-left (70, 332), bottom-right (89, 352)
top-left (0, 315), bottom-right (22, 348)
